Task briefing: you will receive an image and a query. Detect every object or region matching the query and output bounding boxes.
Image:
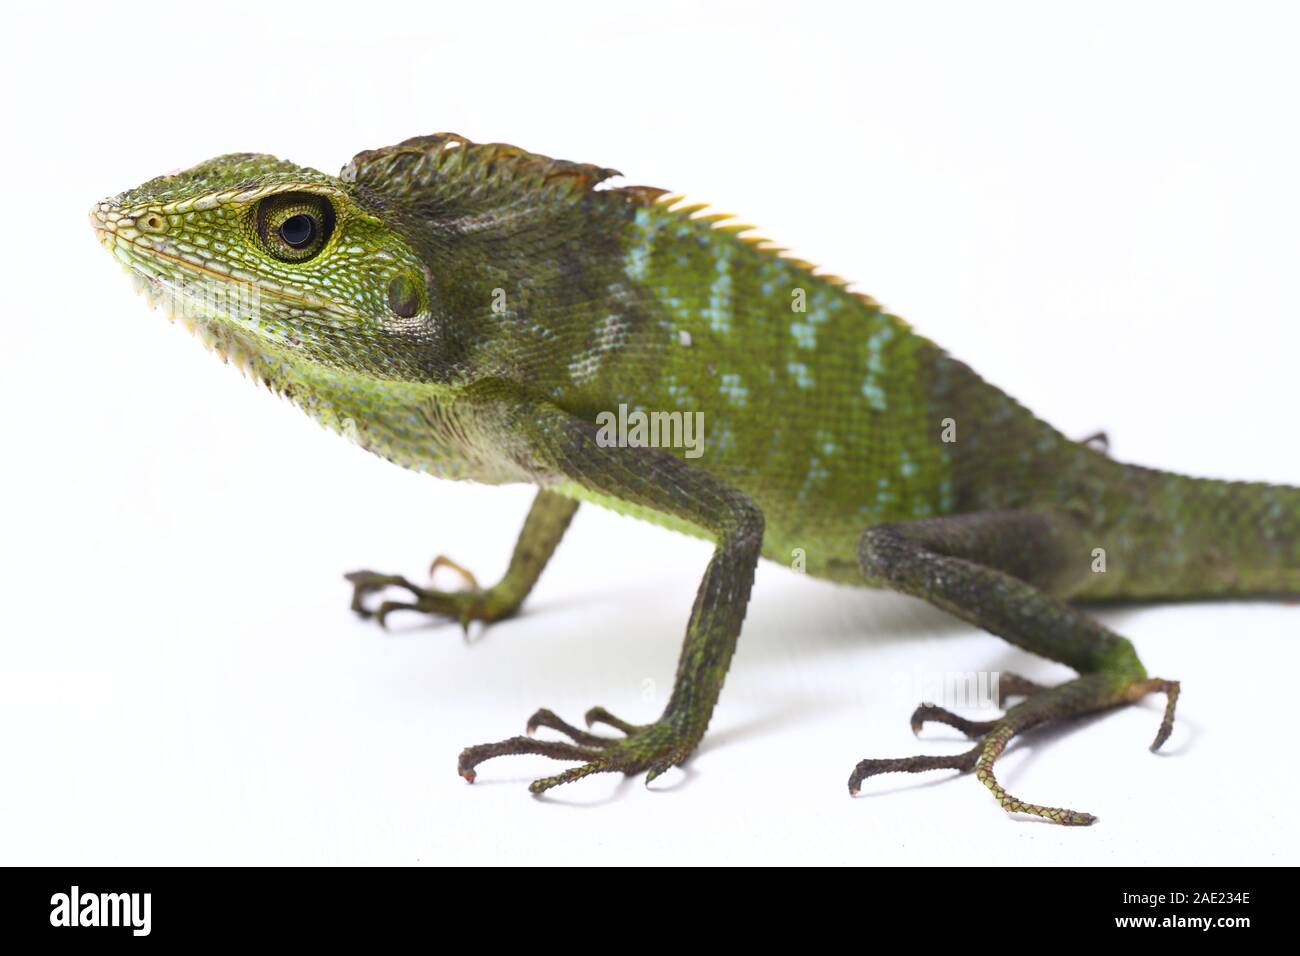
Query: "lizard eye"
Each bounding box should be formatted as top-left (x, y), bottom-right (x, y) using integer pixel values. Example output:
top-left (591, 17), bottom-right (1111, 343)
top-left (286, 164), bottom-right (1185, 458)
top-left (280, 214), bottom-right (315, 248)
top-left (255, 193), bottom-right (334, 263)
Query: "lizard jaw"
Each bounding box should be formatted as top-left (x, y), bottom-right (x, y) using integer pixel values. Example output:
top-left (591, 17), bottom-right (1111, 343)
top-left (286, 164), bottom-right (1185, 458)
top-left (90, 200), bottom-right (275, 388)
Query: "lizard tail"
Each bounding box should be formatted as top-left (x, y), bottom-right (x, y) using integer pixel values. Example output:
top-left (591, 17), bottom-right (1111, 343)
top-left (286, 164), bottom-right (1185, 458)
top-left (1091, 462), bottom-right (1300, 600)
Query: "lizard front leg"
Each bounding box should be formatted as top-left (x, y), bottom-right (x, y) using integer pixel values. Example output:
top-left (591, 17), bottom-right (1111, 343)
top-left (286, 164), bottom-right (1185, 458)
top-left (347, 488), bottom-right (578, 630)
top-left (851, 510), bottom-right (1179, 825)
top-left (457, 388), bottom-right (764, 792)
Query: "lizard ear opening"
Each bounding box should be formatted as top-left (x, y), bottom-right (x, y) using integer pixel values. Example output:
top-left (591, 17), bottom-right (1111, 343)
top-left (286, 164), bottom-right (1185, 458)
top-left (386, 274), bottom-right (423, 318)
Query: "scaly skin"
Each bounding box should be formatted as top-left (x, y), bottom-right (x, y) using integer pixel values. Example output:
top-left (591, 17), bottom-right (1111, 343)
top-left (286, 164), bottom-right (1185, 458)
top-left (92, 134), bottom-right (1299, 823)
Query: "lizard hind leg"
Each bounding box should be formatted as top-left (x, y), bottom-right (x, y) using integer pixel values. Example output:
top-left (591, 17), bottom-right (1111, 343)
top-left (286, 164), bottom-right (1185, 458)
top-left (852, 511), bottom-right (1180, 825)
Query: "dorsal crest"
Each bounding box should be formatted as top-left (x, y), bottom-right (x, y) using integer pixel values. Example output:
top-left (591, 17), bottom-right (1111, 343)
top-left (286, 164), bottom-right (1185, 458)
top-left (341, 133), bottom-right (627, 222)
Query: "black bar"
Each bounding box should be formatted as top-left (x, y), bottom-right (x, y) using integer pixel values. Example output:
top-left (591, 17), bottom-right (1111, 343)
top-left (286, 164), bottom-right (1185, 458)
top-left (0, 865), bottom-right (1282, 942)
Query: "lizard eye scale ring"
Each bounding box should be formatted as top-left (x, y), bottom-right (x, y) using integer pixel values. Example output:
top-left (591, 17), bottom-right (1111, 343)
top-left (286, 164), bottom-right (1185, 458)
top-left (254, 192), bottom-right (334, 263)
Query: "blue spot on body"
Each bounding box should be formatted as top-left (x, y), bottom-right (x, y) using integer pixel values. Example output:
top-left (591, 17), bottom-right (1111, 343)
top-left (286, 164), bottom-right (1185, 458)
top-left (792, 322), bottom-right (816, 349)
top-left (707, 245), bottom-right (733, 335)
top-left (719, 372), bottom-right (748, 406)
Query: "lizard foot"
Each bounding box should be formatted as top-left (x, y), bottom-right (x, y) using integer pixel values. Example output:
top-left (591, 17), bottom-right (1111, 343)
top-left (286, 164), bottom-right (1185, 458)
top-left (849, 673), bottom-right (1180, 826)
top-left (458, 706), bottom-right (698, 793)
top-left (346, 555), bottom-right (488, 630)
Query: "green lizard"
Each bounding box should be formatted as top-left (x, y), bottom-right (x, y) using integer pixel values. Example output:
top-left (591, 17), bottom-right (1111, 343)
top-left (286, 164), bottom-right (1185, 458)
top-left (91, 134), bottom-right (1299, 825)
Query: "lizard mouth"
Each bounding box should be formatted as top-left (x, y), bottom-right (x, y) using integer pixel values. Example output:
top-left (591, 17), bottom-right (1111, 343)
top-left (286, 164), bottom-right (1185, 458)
top-left (90, 197), bottom-right (375, 392)
top-left (89, 199), bottom-right (365, 319)
top-left (90, 199), bottom-right (280, 387)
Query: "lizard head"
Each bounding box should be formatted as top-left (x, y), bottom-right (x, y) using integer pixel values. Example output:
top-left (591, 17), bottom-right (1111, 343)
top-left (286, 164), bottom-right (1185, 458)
top-left (90, 153), bottom-right (439, 383)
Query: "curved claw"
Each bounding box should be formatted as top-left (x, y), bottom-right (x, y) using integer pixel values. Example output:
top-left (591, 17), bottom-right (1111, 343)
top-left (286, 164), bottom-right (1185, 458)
top-left (645, 757), bottom-right (682, 785)
top-left (850, 672), bottom-right (1179, 825)
top-left (848, 749), bottom-right (978, 795)
top-left (346, 566), bottom-right (488, 632)
top-left (1137, 678), bottom-right (1180, 752)
top-left (529, 762), bottom-right (611, 794)
top-left (995, 672), bottom-right (1048, 704)
top-left (345, 571), bottom-right (422, 619)
top-left (584, 706), bottom-right (642, 735)
top-left (374, 599), bottom-right (419, 629)
top-left (909, 703), bottom-right (996, 738)
top-left (974, 726), bottom-right (1097, 825)
top-left (527, 708), bottom-right (610, 746)
top-left (458, 736), bottom-right (594, 784)
top-left (428, 554), bottom-right (481, 591)
top-left (462, 709), bottom-right (696, 793)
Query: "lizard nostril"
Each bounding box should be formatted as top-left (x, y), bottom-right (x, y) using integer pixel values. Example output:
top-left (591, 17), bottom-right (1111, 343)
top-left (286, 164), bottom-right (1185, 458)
top-left (88, 203), bottom-right (116, 236)
top-left (138, 212), bottom-right (168, 234)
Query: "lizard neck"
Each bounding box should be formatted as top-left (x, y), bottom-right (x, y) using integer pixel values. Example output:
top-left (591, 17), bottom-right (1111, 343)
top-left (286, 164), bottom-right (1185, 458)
top-left (200, 319), bottom-right (523, 483)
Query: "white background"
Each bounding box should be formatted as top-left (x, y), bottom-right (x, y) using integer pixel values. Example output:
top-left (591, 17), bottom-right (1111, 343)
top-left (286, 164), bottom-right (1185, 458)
top-left (2, 1), bottom-right (1298, 865)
